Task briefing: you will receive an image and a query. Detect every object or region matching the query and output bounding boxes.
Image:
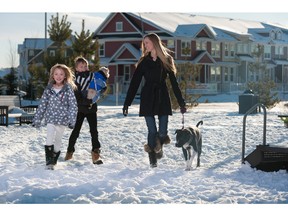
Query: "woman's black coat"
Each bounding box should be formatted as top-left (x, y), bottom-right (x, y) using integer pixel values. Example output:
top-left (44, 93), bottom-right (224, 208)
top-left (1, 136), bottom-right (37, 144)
top-left (124, 55), bottom-right (185, 116)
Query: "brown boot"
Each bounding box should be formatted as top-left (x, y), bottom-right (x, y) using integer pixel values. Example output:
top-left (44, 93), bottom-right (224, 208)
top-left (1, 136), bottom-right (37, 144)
top-left (91, 149), bottom-right (103, 164)
top-left (64, 151), bottom-right (73, 161)
top-left (154, 137), bottom-right (162, 153)
top-left (161, 135), bottom-right (171, 144)
top-left (144, 144), bottom-right (152, 153)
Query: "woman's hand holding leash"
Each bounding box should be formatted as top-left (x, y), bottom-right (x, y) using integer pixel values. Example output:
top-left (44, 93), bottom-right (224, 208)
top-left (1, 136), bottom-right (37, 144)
top-left (180, 106), bottom-right (187, 114)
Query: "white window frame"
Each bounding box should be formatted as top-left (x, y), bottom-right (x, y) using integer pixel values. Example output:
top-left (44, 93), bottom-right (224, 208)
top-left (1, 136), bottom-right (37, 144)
top-left (223, 67), bottom-right (235, 82)
top-left (124, 65), bottom-right (130, 84)
top-left (211, 42), bottom-right (220, 57)
top-left (99, 43), bottom-right (105, 57)
top-left (116, 22), bottom-right (123, 32)
top-left (210, 66), bottom-right (221, 82)
top-left (49, 50), bottom-right (55, 57)
top-left (276, 30), bottom-right (282, 40)
top-left (224, 43), bottom-right (235, 58)
top-left (264, 45), bottom-right (271, 59)
top-left (181, 40), bottom-right (191, 57)
top-left (167, 39), bottom-right (174, 48)
top-left (28, 50), bottom-right (34, 57)
top-left (196, 41), bottom-right (206, 51)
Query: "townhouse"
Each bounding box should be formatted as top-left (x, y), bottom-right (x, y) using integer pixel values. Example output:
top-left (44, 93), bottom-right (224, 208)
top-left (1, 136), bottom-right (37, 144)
top-left (18, 12), bottom-right (288, 96)
top-left (93, 12), bottom-right (288, 95)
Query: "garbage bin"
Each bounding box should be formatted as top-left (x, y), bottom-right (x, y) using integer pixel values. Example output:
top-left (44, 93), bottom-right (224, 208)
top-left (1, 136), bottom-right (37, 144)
top-left (239, 90), bottom-right (259, 114)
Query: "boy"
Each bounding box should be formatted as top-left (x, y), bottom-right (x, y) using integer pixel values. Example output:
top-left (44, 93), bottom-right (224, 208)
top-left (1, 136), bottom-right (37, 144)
top-left (65, 56), bottom-right (105, 164)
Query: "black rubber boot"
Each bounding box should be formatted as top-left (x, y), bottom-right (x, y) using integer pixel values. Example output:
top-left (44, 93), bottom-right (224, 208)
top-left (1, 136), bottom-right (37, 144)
top-left (148, 151), bottom-right (157, 168)
top-left (53, 151), bottom-right (61, 165)
top-left (45, 145), bottom-right (54, 169)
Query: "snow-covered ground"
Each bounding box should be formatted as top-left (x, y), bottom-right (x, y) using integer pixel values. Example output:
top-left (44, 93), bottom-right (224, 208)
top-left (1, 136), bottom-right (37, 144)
top-left (1, 94), bottom-right (288, 213)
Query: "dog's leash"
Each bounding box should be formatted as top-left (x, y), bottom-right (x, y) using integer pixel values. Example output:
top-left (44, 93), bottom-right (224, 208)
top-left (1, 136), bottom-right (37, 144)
top-left (182, 113), bottom-right (185, 129)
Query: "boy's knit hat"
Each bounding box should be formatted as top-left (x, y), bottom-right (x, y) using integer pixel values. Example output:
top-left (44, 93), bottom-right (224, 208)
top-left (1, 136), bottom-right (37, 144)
top-left (99, 67), bottom-right (110, 78)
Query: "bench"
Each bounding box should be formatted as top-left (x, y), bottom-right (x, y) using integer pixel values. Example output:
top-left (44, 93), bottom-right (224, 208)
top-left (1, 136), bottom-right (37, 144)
top-left (0, 95), bottom-right (38, 126)
top-left (278, 115), bottom-right (288, 128)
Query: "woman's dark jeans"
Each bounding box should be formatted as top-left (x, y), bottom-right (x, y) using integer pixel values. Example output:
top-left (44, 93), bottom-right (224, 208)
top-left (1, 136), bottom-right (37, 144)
top-left (144, 115), bottom-right (168, 149)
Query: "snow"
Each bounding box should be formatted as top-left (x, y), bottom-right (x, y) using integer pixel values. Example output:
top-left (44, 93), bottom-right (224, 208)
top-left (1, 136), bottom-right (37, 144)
top-left (1, 95), bottom-right (288, 213)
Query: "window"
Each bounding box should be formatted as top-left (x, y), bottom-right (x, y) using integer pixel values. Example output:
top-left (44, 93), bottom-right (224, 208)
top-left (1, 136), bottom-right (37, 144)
top-left (276, 31), bottom-right (282, 40)
top-left (210, 66), bottom-right (221, 82)
top-left (264, 45), bottom-right (271, 59)
top-left (211, 42), bottom-right (220, 57)
top-left (237, 43), bottom-right (248, 54)
top-left (230, 44), bottom-right (235, 57)
top-left (116, 22), bottom-right (123, 31)
top-left (224, 67), bottom-right (235, 82)
top-left (167, 39), bottom-right (174, 48)
top-left (49, 50), bottom-right (55, 57)
top-left (181, 40), bottom-right (191, 56)
top-left (99, 43), bottom-right (105, 57)
top-left (224, 43), bottom-right (235, 57)
top-left (275, 45), bottom-right (284, 58)
top-left (270, 30), bottom-right (276, 40)
top-left (124, 65), bottom-right (130, 83)
top-left (28, 50), bottom-right (34, 57)
top-left (196, 41), bottom-right (206, 51)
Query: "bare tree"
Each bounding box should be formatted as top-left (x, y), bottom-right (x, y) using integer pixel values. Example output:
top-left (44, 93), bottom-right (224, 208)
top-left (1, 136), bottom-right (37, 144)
top-left (8, 40), bottom-right (17, 68)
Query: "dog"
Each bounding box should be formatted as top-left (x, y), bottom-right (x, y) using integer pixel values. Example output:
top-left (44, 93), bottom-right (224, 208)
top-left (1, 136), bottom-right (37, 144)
top-left (175, 121), bottom-right (203, 171)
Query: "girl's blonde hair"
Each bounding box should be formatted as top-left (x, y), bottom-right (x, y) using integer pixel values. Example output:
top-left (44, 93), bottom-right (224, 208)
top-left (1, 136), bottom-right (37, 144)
top-left (49, 63), bottom-right (77, 90)
top-left (139, 32), bottom-right (176, 74)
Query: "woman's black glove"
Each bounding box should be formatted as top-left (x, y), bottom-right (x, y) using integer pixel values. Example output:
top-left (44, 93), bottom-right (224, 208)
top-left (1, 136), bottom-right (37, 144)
top-left (123, 105), bottom-right (128, 116)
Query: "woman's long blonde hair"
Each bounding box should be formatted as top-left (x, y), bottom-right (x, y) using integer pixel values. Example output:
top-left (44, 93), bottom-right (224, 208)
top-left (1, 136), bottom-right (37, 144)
top-left (49, 63), bottom-right (77, 90)
top-left (139, 32), bottom-right (176, 74)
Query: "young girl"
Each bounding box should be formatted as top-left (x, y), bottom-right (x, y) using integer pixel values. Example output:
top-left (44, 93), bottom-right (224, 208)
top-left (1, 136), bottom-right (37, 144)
top-left (33, 64), bottom-right (78, 170)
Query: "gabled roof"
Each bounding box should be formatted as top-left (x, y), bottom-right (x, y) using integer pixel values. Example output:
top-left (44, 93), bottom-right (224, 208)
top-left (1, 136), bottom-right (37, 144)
top-left (175, 24), bottom-right (216, 39)
top-left (93, 13), bottom-right (144, 38)
top-left (273, 59), bottom-right (288, 65)
top-left (192, 51), bottom-right (216, 65)
top-left (94, 12), bottom-right (288, 44)
top-left (236, 54), bottom-right (255, 62)
top-left (108, 43), bottom-right (140, 64)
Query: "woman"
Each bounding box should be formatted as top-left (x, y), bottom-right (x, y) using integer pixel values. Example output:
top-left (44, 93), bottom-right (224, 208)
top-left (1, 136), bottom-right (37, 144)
top-left (123, 33), bottom-right (186, 168)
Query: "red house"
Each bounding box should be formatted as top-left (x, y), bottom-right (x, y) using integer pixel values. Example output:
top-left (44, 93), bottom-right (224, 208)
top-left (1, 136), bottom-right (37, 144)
top-left (93, 12), bottom-right (288, 96)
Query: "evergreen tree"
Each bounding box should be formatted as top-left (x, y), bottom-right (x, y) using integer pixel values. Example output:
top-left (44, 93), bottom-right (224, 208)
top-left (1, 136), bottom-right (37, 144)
top-left (168, 47), bottom-right (201, 110)
top-left (72, 19), bottom-right (100, 71)
top-left (247, 44), bottom-right (279, 109)
top-left (3, 67), bottom-right (18, 95)
top-left (48, 13), bottom-right (72, 49)
top-left (45, 13), bottom-right (73, 69)
top-left (26, 13), bottom-right (73, 99)
top-left (28, 63), bottom-right (47, 99)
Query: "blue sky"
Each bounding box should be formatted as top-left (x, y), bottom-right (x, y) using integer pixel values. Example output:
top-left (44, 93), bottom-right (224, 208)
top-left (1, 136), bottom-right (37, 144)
top-left (1, 0), bottom-right (288, 69)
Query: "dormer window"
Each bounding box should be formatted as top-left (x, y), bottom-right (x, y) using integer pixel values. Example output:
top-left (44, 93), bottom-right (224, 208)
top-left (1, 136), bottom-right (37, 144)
top-left (276, 30), bottom-right (282, 40)
top-left (270, 30), bottom-right (276, 40)
top-left (270, 29), bottom-right (282, 40)
top-left (116, 22), bottom-right (123, 32)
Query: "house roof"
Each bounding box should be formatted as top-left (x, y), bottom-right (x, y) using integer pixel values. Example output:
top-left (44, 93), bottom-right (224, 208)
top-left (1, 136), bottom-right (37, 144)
top-left (108, 43), bottom-right (140, 63)
top-left (94, 13), bottom-right (288, 44)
